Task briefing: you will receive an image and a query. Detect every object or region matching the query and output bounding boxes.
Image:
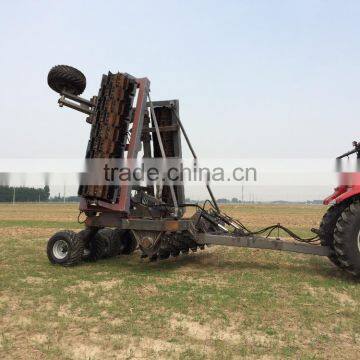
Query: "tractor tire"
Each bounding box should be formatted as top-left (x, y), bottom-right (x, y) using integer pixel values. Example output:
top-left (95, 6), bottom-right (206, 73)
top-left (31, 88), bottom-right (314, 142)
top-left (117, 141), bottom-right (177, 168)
top-left (121, 230), bottom-right (137, 255)
top-left (334, 201), bottom-right (360, 276)
top-left (47, 65), bottom-right (86, 95)
top-left (319, 204), bottom-right (348, 268)
top-left (47, 230), bottom-right (84, 266)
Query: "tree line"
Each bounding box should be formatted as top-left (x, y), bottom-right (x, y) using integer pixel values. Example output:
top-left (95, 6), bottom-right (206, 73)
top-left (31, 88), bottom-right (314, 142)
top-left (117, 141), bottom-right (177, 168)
top-left (0, 185), bottom-right (50, 202)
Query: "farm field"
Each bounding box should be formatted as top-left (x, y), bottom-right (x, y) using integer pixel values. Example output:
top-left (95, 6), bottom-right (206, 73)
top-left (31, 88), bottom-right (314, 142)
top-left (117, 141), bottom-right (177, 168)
top-left (0, 203), bottom-right (360, 359)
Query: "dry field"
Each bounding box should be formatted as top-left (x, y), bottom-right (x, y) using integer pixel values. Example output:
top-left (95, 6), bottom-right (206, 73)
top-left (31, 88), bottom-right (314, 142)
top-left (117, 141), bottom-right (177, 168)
top-left (0, 203), bottom-right (360, 359)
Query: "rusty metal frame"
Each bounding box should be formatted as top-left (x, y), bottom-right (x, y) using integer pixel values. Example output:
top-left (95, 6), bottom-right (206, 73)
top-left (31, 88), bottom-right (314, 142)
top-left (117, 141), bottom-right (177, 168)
top-left (79, 77), bottom-right (150, 215)
top-left (86, 214), bottom-right (192, 231)
top-left (148, 94), bottom-right (179, 215)
top-left (196, 233), bottom-right (330, 257)
top-left (51, 69), bottom-right (332, 262)
top-left (117, 78), bottom-right (150, 213)
top-left (85, 212), bottom-right (329, 257)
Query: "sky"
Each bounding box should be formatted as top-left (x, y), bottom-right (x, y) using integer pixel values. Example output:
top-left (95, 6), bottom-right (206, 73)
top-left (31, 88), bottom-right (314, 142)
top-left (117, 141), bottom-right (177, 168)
top-left (0, 0), bottom-right (359, 200)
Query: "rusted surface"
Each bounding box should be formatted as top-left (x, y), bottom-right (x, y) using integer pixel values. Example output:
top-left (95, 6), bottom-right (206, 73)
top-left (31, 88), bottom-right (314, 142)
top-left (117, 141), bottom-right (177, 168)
top-left (85, 213), bottom-right (191, 231)
top-left (152, 104), bottom-right (185, 209)
top-left (117, 78), bottom-right (150, 213)
top-left (78, 73), bottom-right (137, 203)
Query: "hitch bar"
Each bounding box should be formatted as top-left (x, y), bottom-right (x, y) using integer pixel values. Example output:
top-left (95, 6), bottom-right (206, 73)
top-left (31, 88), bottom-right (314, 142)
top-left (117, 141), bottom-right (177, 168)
top-left (197, 233), bottom-right (330, 257)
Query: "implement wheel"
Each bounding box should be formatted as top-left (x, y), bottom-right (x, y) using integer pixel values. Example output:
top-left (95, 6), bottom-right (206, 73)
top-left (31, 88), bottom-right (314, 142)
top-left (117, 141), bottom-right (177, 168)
top-left (121, 230), bottom-right (137, 255)
top-left (47, 230), bottom-right (84, 266)
top-left (47, 65), bottom-right (86, 95)
top-left (100, 228), bottom-right (121, 258)
top-left (334, 201), bottom-right (360, 276)
top-left (83, 228), bottom-right (108, 261)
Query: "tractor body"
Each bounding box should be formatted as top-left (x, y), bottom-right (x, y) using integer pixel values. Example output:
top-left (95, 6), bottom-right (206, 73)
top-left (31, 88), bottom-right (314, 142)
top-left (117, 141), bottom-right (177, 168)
top-left (324, 172), bottom-right (360, 205)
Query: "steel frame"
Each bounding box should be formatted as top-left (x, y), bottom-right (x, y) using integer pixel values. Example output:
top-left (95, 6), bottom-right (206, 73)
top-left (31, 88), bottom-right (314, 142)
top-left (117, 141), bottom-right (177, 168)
top-left (79, 77), bottom-right (150, 214)
top-left (55, 71), bottom-right (331, 260)
top-left (197, 233), bottom-right (329, 256)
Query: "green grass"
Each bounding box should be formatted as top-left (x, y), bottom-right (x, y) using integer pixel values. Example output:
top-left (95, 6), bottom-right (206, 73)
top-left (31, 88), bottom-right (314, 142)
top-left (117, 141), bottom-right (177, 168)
top-left (0, 219), bottom-right (82, 228)
top-left (1, 204), bottom-right (360, 359)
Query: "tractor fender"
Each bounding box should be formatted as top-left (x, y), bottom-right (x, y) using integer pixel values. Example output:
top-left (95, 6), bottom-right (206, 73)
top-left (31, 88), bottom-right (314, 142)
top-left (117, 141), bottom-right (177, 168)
top-left (324, 185), bottom-right (360, 205)
top-left (324, 172), bottom-right (360, 205)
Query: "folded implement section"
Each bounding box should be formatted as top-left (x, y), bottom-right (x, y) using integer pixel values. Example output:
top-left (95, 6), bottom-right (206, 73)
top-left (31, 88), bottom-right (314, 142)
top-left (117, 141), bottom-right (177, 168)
top-left (78, 73), bottom-right (137, 203)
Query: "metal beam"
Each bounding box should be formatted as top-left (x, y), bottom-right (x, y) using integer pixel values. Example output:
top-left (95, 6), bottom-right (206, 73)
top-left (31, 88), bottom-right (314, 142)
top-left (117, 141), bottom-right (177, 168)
top-left (142, 125), bottom-right (179, 133)
top-left (170, 109), bottom-right (220, 212)
top-left (148, 94), bottom-right (179, 216)
top-left (86, 215), bottom-right (191, 231)
top-left (61, 91), bottom-right (95, 107)
top-left (197, 233), bottom-right (330, 257)
top-left (58, 98), bottom-right (93, 115)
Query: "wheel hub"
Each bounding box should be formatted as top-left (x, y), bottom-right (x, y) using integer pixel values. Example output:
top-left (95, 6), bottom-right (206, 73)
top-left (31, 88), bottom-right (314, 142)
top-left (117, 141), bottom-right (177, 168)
top-left (53, 239), bottom-right (69, 259)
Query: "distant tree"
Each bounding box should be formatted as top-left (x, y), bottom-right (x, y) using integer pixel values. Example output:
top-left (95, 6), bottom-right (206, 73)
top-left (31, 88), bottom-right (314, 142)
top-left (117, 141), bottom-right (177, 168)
top-left (43, 185), bottom-right (50, 201)
top-left (217, 198), bottom-right (229, 204)
top-left (0, 185), bottom-right (51, 202)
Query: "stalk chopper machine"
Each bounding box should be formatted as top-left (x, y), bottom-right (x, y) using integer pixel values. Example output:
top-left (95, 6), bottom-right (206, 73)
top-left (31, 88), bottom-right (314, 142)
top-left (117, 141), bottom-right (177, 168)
top-left (46, 65), bottom-right (360, 277)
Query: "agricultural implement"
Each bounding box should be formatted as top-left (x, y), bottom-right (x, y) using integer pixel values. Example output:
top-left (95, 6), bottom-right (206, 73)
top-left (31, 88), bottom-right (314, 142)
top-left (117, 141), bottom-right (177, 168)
top-left (46, 65), bottom-right (360, 277)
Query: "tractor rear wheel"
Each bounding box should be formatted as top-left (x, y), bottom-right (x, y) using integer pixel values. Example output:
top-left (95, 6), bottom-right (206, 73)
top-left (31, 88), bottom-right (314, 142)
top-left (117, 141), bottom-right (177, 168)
top-left (47, 230), bottom-right (84, 266)
top-left (319, 204), bottom-right (348, 268)
top-left (334, 201), bottom-right (360, 276)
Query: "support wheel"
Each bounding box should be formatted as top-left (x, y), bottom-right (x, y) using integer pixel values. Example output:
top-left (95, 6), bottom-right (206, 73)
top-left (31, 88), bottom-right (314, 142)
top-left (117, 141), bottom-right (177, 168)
top-left (334, 201), bottom-right (360, 276)
top-left (111, 229), bottom-right (127, 255)
top-left (319, 204), bottom-right (348, 268)
top-left (83, 228), bottom-right (107, 261)
top-left (47, 230), bottom-right (84, 266)
top-left (101, 228), bottom-right (121, 258)
top-left (77, 228), bottom-right (96, 260)
top-left (121, 230), bottom-right (137, 255)
top-left (48, 65), bottom-right (86, 95)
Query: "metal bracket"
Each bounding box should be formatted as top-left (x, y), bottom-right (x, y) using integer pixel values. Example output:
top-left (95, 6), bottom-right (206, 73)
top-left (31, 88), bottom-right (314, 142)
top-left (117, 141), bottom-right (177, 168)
top-left (148, 94), bottom-right (179, 216)
top-left (58, 91), bottom-right (95, 115)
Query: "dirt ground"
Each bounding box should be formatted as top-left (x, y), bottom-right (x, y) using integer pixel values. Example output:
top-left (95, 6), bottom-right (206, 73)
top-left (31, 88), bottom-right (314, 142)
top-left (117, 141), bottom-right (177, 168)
top-left (0, 203), bottom-right (359, 359)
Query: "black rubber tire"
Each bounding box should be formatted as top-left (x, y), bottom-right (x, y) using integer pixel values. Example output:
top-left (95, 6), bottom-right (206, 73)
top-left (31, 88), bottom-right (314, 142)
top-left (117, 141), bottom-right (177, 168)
top-left (121, 230), bottom-right (137, 255)
top-left (97, 228), bottom-right (112, 258)
top-left (110, 229), bottom-right (127, 256)
top-left (47, 230), bottom-right (84, 266)
top-left (171, 250), bottom-right (180, 257)
top-left (78, 228), bottom-right (96, 260)
top-left (47, 65), bottom-right (86, 95)
top-left (100, 228), bottom-right (122, 258)
top-left (83, 229), bottom-right (107, 261)
top-left (158, 249), bottom-right (171, 260)
top-left (334, 201), bottom-right (360, 276)
top-left (319, 204), bottom-right (348, 268)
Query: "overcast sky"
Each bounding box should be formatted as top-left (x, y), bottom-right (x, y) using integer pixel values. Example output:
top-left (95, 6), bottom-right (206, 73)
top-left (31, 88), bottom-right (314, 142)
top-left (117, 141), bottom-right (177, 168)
top-left (0, 1), bottom-right (359, 200)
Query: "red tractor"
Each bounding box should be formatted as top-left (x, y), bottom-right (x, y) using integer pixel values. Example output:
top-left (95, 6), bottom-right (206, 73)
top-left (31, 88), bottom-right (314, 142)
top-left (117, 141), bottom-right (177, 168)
top-left (319, 141), bottom-right (360, 276)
